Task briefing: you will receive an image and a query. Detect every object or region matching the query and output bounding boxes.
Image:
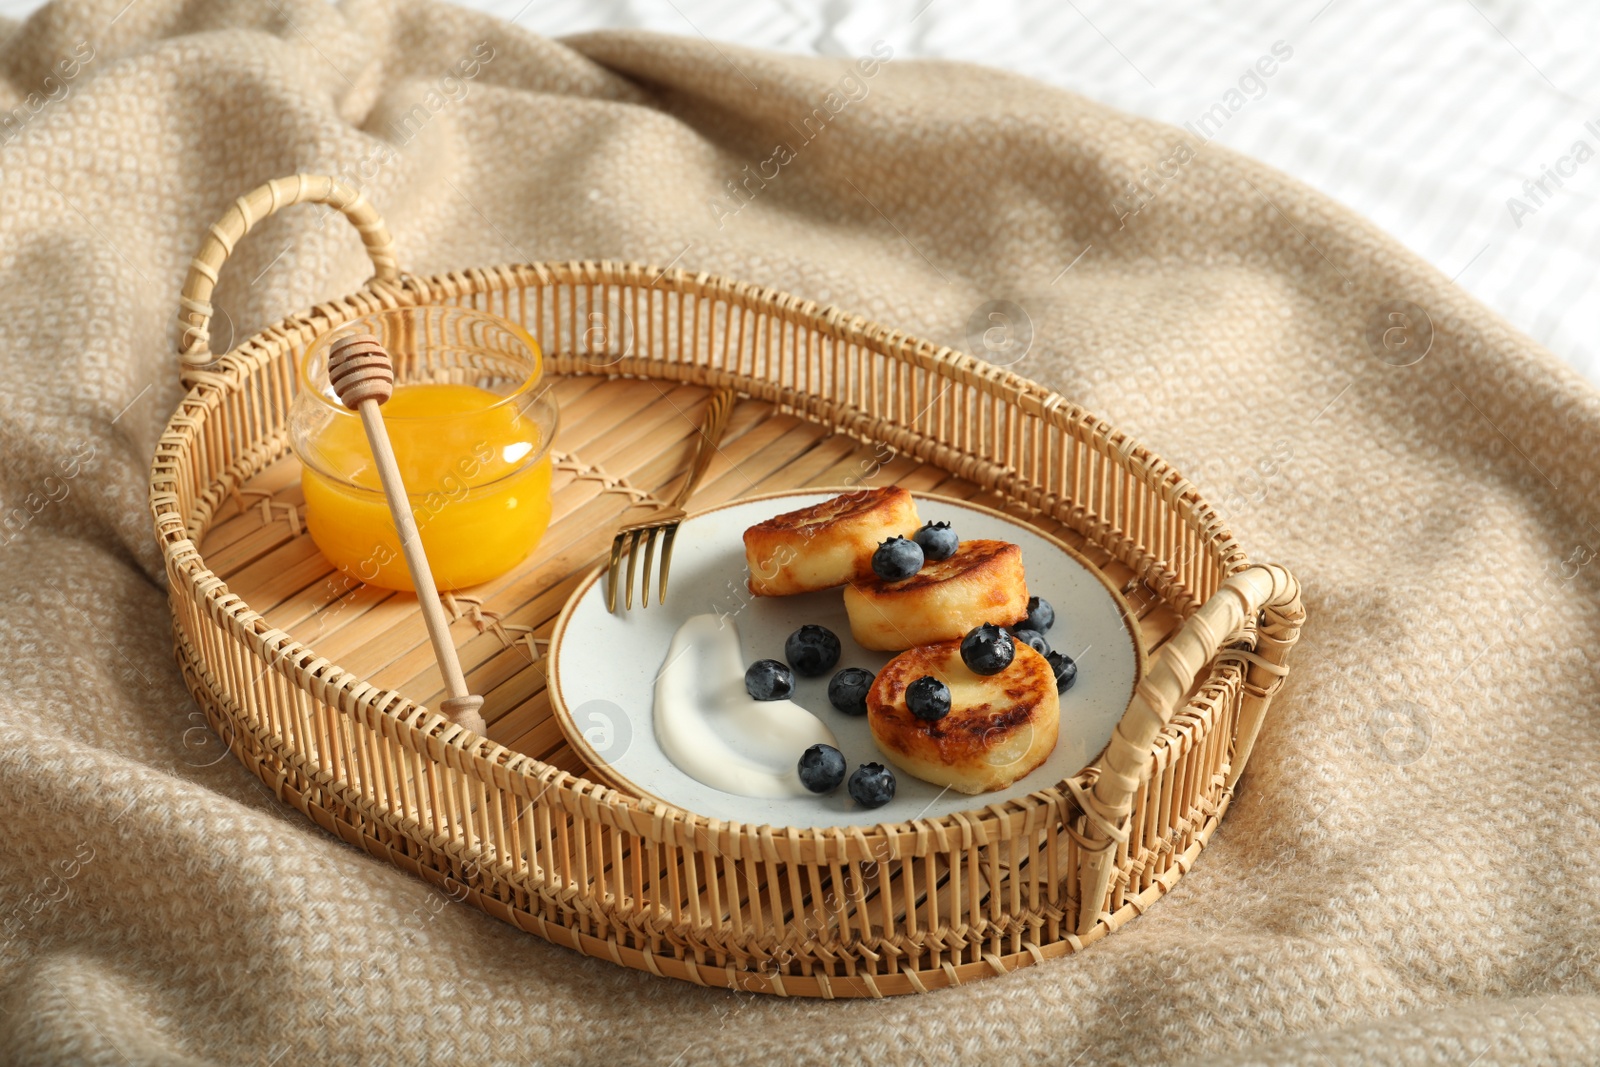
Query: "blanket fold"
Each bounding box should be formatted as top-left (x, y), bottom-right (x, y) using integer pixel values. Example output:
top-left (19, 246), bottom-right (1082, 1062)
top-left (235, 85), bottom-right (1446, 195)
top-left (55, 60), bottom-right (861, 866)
top-left (1, 0), bottom-right (1595, 1063)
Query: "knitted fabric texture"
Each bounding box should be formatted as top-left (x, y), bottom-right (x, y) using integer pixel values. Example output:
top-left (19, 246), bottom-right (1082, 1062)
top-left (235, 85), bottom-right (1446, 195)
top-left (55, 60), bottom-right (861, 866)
top-left (1, 0), bottom-right (1597, 1063)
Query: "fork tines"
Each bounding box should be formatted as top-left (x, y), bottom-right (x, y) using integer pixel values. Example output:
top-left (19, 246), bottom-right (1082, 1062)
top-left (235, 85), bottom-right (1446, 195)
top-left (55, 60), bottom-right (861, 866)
top-left (606, 511), bottom-right (684, 612)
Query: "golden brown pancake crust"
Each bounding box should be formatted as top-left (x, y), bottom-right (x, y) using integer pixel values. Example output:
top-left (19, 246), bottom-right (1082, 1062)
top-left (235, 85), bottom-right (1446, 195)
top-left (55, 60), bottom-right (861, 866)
top-left (743, 486), bottom-right (919, 596)
top-left (746, 486), bottom-right (908, 536)
top-left (867, 640), bottom-right (1059, 792)
top-left (843, 539), bottom-right (1028, 650)
top-left (852, 539), bottom-right (1019, 598)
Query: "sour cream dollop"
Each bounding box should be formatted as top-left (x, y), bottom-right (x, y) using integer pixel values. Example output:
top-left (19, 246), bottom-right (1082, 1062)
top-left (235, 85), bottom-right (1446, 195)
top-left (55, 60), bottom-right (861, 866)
top-left (653, 614), bottom-right (838, 798)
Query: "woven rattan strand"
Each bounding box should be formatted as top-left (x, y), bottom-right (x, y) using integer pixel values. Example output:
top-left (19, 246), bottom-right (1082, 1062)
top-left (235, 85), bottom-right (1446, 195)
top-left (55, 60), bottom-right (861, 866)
top-left (151, 175), bottom-right (1303, 997)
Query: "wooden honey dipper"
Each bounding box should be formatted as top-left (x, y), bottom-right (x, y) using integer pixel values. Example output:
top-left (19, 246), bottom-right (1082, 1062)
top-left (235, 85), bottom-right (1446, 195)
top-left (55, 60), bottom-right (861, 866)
top-left (327, 332), bottom-right (487, 735)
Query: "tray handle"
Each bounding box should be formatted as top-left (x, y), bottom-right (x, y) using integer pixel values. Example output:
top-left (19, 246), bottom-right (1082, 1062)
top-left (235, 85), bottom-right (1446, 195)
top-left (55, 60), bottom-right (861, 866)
top-left (1074, 562), bottom-right (1303, 936)
top-left (176, 174), bottom-right (400, 384)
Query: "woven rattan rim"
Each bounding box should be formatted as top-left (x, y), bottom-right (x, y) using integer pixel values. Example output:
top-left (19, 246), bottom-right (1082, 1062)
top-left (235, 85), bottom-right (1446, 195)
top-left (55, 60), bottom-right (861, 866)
top-left (157, 259), bottom-right (1221, 843)
top-left (150, 176), bottom-right (1304, 993)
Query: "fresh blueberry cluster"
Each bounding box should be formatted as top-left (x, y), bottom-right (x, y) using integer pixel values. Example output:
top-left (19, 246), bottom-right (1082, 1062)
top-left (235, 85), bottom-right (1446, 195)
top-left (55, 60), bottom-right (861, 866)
top-left (746, 625), bottom-right (846, 700)
top-left (827, 666), bottom-right (874, 716)
top-left (871, 536), bottom-right (924, 581)
top-left (797, 748), bottom-right (897, 808)
top-left (797, 744), bottom-right (847, 793)
top-left (744, 625), bottom-right (899, 807)
top-left (749, 522), bottom-right (1073, 811)
top-left (912, 521), bottom-right (959, 561)
top-left (1007, 595), bottom-right (1078, 692)
top-left (796, 747), bottom-right (897, 807)
top-left (874, 519), bottom-right (962, 581)
top-left (847, 763), bottom-right (896, 808)
top-left (1022, 595), bottom-right (1054, 633)
top-left (960, 623), bottom-right (1015, 675)
top-left (905, 675), bottom-right (951, 721)
top-left (748, 587), bottom-right (1074, 810)
top-left (785, 624), bottom-right (841, 677)
top-left (1012, 628), bottom-right (1050, 656)
top-left (1046, 650), bottom-right (1077, 692)
top-left (744, 659), bottom-right (794, 701)
top-left (1011, 596), bottom-right (1055, 656)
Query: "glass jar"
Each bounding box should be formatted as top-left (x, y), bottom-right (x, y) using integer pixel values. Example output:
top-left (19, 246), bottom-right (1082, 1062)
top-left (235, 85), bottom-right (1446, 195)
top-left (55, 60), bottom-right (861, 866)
top-left (288, 305), bottom-right (558, 592)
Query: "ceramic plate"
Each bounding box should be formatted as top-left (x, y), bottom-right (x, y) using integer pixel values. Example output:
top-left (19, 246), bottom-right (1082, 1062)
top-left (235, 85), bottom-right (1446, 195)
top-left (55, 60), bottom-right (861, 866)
top-left (547, 490), bottom-right (1143, 829)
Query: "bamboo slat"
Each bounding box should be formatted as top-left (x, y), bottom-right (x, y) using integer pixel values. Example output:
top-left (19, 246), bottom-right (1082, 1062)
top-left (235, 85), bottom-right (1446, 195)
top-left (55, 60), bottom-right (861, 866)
top-left (149, 175), bottom-right (1304, 997)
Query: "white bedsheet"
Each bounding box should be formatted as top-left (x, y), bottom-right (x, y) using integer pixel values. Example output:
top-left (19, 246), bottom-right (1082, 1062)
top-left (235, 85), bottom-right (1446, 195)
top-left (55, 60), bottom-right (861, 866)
top-left (486, 0), bottom-right (1600, 381)
top-left (8, 0), bottom-right (1595, 380)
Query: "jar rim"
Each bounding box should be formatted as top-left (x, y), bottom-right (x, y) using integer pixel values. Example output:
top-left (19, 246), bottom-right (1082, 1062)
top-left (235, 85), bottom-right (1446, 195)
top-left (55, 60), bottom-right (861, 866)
top-left (298, 306), bottom-right (545, 422)
top-left (294, 385), bottom-right (559, 493)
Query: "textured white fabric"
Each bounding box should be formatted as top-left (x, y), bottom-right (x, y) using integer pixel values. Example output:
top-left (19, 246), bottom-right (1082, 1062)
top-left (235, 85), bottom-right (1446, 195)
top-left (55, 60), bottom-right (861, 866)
top-left (442, 0), bottom-right (1600, 382)
top-left (4, 0), bottom-right (1590, 382)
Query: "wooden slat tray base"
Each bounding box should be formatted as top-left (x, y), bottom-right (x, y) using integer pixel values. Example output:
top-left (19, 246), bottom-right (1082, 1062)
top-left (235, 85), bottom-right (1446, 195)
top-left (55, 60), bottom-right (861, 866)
top-left (202, 375), bottom-right (1181, 779)
top-left (156, 194), bottom-right (1304, 997)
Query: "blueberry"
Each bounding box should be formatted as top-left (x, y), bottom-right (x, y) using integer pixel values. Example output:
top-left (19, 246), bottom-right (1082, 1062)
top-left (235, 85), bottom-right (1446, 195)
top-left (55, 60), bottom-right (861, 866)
top-left (1012, 628), bottom-right (1051, 657)
top-left (905, 676), bottom-right (951, 721)
top-left (744, 659), bottom-right (794, 701)
top-left (960, 623), bottom-right (1015, 676)
top-left (1046, 650), bottom-right (1078, 693)
top-left (912, 521), bottom-right (959, 562)
top-left (848, 762), bottom-right (896, 808)
top-left (871, 536), bottom-right (924, 581)
top-left (1023, 595), bottom-right (1055, 634)
top-left (797, 744), bottom-right (847, 793)
top-left (784, 624), bottom-right (841, 677)
top-left (827, 667), bottom-right (875, 716)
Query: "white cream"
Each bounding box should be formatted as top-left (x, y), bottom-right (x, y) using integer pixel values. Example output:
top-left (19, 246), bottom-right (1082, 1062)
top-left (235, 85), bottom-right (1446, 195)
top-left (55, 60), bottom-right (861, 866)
top-left (654, 614), bottom-right (838, 798)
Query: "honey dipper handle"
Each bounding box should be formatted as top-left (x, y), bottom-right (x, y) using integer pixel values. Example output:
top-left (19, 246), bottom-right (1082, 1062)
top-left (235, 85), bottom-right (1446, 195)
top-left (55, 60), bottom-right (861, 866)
top-left (329, 332), bottom-right (485, 735)
top-left (176, 174), bottom-right (400, 386)
top-left (354, 402), bottom-right (481, 730)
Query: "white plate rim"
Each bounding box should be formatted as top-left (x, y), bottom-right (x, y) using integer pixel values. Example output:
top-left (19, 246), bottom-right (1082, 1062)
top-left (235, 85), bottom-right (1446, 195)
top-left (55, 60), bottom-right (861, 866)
top-left (546, 487), bottom-right (1146, 823)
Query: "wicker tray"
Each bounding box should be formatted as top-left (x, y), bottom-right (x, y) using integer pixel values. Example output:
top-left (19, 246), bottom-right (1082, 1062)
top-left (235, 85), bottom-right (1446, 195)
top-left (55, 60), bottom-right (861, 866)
top-left (151, 175), bottom-right (1304, 998)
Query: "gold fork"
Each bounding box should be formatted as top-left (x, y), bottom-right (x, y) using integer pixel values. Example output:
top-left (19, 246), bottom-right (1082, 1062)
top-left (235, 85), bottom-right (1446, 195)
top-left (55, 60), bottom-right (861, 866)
top-left (606, 387), bottom-right (738, 612)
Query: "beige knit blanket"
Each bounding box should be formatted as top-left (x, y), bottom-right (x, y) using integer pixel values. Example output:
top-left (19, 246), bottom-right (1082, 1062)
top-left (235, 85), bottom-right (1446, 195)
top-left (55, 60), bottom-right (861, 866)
top-left (3, 0), bottom-right (1597, 1063)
